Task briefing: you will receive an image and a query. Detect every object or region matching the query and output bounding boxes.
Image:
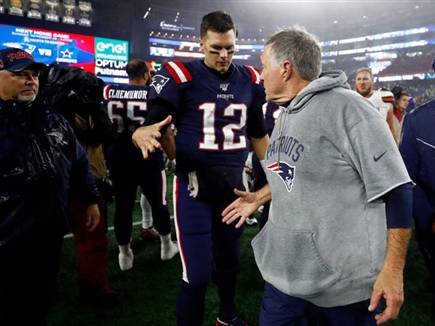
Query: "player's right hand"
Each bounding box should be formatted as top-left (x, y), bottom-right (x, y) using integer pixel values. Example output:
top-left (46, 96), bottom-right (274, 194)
top-left (132, 115), bottom-right (172, 159)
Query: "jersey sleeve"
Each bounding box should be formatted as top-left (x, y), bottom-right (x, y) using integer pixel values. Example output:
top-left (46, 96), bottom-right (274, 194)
top-left (246, 79), bottom-right (267, 139)
top-left (148, 61), bottom-right (191, 109)
top-left (345, 104), bottom-right (411, 202)
top-left (399, 114), bottom-right (419, 182)
top-left (379, 89), bottom-right (395, 104)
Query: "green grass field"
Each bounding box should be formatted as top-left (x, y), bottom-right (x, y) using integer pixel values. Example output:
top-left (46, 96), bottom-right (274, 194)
top-left (48, 189), bottom-right (433, 325)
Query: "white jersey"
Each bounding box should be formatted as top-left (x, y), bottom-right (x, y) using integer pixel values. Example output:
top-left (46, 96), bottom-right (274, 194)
top-left (367, 89), bottom-right (394, 120)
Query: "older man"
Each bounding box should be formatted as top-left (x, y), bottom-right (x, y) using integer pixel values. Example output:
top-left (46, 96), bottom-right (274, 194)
top-left (0, 48), bottom-right (100, 325)
top-left (222, 27), bottom-right (413, 325)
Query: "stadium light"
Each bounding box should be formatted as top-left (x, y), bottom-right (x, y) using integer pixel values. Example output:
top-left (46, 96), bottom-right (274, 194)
top-left (143, 7), bottom-right (151, 20)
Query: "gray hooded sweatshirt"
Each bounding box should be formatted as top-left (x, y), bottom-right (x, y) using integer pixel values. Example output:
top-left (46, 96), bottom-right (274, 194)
top-left (252, 71), bottom-right (411, 307)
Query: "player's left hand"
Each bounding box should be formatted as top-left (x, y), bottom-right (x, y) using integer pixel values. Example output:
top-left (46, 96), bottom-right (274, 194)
top-left (368, 267), bottom-right (404, 325)
top-left (222, 189), bottom-right (260, 228)
top-left (86, 203), bottom-right (101, 232)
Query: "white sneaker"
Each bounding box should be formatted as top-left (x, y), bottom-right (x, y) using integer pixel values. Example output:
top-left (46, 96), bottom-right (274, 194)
top-left (118, 248), bottom-right (134, 271)
top-left (161, 241), bottom-right (179, 261)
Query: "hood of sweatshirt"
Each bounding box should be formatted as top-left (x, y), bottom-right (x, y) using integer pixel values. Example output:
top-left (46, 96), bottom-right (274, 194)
top-left (283, 70), bottom-right (350, 113)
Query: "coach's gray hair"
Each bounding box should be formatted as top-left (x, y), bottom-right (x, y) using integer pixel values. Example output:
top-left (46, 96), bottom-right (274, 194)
top-left (265, 26), bottom-right (322, 81)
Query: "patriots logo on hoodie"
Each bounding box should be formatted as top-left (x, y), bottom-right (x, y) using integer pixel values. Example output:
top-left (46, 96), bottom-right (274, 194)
top-left (267, 161), bottom-right (296, 192)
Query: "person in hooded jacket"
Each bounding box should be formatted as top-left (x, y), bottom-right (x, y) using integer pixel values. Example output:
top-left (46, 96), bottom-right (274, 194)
top-left (0, 48), bottom-right (100, 326)
top-left (43, 65), bottom-right (116, 304)
top-left (221, 27), bottom-right (413, 325)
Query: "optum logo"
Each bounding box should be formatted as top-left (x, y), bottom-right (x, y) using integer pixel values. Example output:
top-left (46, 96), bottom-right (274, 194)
top-left (96, 41), bottom-right (127, 55)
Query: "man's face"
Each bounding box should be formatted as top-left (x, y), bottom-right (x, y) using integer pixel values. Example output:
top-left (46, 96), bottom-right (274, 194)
top-left (0, 69), bottom-right (39, 103)
top-left (200, 29), bottom-right (235, 74)
top-left (260, 45), bottom-right (286, 104)
top-left (355, 71), bottom-right (373, 97)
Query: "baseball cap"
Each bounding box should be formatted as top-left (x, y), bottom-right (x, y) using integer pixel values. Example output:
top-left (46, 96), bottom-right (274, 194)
top-left (0, 47), bottom-right (46, 72)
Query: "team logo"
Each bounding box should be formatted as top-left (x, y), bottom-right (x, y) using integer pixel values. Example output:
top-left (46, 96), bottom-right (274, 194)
top-left (151, 74), bottom-right (169, 94)
top-left (60, 49), bottom-right (73, 58)
top-left (219, 83), bottom-right (229, 92)
top-left (267, 161), bottom-right (296, 192)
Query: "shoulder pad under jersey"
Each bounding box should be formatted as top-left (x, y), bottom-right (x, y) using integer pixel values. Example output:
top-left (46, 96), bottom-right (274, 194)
top-left (163, 61), bottom-right (192, 84)
top-left (244, 65), bottom-right (261, 84)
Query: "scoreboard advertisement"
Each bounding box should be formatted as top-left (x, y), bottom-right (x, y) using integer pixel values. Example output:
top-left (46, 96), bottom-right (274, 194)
top-left (0, 24), bottom-right (129, 83)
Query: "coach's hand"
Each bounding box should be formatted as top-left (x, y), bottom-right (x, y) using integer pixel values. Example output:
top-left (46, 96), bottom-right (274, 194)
top-left (222, 189), bottom-right (260, 228)
top-left (132, 115), bottom-right (172, 159)
top-left (86, 203), bottom-right (101, 232)
top-left (368, 267), bottom-right (404, 325)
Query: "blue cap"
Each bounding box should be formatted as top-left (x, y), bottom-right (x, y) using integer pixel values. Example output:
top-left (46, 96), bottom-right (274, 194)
top-left (0, 47), bottom-right (46, 72)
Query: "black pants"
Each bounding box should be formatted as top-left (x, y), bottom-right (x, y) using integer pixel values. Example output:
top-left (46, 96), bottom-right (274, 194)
top-left (0, 231), bottom-right (63, 326)
top-left (108, 136), bottom-right (171, 245)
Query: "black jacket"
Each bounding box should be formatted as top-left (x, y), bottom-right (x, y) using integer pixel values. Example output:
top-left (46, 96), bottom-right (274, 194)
top-left (0, 99), bottom-right (99, 251)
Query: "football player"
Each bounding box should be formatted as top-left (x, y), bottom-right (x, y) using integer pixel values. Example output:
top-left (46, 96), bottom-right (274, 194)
top-left (252, 102), bottom-right (281, 229)
top-left (104, 59), bottom-right (178, 271)
top-left (132, 11), bottom-right (269, 326)
top-left (355, 67), bottom-right (398, 144)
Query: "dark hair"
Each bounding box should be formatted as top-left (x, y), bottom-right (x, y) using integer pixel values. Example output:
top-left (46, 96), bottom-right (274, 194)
top-left (200, 11), bottom-right (236, 38)
top-left (126, 59), bottom-right (149, 80)
top-left (396, 91), bottom-right (410, 101)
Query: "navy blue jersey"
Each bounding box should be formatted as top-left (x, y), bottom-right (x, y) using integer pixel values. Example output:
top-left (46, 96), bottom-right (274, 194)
top-left (103, 84), bottom-right (149, 134)
top-left (149, 60), bottom-right (266, 170)
top-left (400, 99), bottom-right (435, 211)
top-left (262, 102), bottom-right (281, 136)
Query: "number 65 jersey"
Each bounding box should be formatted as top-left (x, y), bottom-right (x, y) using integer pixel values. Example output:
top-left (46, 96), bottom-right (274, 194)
top-left (103, 83), bottom-right (149, 134)
top-left (148, 60), bottom-right (267, 171)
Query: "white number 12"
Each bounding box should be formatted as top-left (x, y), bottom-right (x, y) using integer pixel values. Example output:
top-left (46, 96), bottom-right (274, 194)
top-left (198, 103), bottom-right (247, 151)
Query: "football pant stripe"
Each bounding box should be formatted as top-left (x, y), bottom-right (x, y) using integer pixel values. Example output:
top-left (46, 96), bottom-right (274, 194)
top-left (173, 175), bottom-right (189, 283)
top-left (161, 169), bottom-right (167, 205)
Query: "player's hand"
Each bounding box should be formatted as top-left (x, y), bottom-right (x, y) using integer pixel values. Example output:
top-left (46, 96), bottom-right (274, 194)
top-left (132, 116), bottom-right (172, 159)
top-left (222, 189), bottom-right (260, 228)
top-left (86, 203), bottom-right (101, 232)
top-left (368, 267), bottom-right (404, 324)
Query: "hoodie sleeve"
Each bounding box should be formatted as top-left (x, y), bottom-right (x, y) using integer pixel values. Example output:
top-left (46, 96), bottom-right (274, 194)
top-left (345, 99), bottom-right (411, 202)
